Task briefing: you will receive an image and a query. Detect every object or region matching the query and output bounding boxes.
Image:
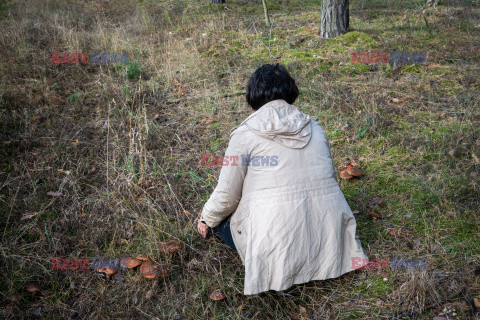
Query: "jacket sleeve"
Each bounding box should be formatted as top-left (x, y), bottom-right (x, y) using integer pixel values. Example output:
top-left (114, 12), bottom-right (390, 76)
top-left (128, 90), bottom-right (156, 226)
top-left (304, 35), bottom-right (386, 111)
top-left (201, 130), bottom-right (248, 228)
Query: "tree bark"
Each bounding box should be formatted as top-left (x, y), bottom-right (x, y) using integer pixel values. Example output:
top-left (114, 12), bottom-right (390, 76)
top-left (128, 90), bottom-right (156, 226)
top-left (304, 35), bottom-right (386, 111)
top-left (262, 0), bottom-right (271, 27)
top-left (210, 0), bottom-right (225, 4)
top-left (319, 0), bottom-right (349, 38)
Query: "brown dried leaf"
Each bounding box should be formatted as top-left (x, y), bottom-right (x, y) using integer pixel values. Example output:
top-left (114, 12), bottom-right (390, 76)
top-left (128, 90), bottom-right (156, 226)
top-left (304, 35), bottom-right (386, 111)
top-left (20, 213), bottom-right (38, 221)
top-left (368, 211), bottom-right (382, 219)
top-left (388, 229), bottom-right (401, 236)
top-left (373, 197), bottom-right (386, 206)
top-left (473, 153), bottom-right (480, 165)
top-left (474, 297), bottom-right (480, 308)
top-left (26, 283), bottom-right (41, 294)
top-left (9, 295), bottom-right (22, 303)
top-left (47, 191), bottom-right (62, 197)
top-left (448, 149), bottom-right (455, 157)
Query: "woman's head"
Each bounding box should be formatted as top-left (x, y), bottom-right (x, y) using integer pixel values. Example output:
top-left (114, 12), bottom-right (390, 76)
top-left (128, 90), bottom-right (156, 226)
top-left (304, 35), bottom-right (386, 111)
top-left (246, 64), bottom-right (299, 110)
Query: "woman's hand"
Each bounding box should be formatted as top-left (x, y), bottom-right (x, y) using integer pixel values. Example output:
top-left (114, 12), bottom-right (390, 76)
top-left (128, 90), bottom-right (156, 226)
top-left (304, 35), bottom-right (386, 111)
top-left (197, 217), bottom-right (209, 238)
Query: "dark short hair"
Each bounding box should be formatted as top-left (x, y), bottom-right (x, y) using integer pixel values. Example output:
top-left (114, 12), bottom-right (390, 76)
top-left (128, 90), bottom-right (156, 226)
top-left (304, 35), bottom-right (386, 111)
top-left (246, 64), bottom-right (299, 110)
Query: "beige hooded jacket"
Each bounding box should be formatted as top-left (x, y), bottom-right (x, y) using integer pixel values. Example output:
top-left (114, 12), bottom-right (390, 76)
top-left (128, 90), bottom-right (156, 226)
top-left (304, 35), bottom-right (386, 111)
top-left (201, 99), bottom-right (369, 295)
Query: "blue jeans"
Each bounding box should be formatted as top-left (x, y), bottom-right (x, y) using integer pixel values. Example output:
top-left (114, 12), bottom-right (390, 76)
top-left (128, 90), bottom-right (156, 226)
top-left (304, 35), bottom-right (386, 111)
top-left (212, 217), bottom-right (237, 252)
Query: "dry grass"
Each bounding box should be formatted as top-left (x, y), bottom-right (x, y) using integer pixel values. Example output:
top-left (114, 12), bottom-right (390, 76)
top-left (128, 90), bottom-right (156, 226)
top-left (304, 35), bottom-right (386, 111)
top-left (1, 0), bottom-right (480, 318)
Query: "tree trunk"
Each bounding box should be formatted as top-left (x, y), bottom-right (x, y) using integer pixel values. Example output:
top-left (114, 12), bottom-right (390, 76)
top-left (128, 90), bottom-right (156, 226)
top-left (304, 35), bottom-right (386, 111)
top-left (319, 0), bottom-right (349, 38)
top-left (262, 0), bottom-right (271, 27)
top-left (210, 0), bottom-right (225, 4)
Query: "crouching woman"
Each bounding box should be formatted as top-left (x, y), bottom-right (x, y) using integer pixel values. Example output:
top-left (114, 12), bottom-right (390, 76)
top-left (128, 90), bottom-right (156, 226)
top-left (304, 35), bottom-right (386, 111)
top-left (197, 64), bottom-right (368, 295)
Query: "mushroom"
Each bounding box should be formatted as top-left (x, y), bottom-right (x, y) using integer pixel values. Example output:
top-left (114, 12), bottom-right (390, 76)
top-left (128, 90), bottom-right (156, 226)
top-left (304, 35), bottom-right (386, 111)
top-left (345, 166), bottom-right (362, 177)
top-left (140, 259), bottom-right (170, 279)
top-left (136, 255), bottom-right (150, 261)
top-left (26, 283), bottom-right (41, 295)
top-left (120, 258), bottom-right (142, 269)
top-left (97, 264), bottom-right (118, 280)
top-left (103, 268), bottom-right (118, 276)
top-left (339, 170), bottom-right (353, 180)
top-left (158, 239), bottom-right (182, 254)
top-left (209, 290), bottom-right (226, 301)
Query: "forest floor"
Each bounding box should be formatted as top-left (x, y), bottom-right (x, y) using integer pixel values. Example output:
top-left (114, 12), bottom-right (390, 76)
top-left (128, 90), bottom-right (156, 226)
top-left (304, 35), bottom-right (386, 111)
top-left (1, 0), bottom-right (479, 319)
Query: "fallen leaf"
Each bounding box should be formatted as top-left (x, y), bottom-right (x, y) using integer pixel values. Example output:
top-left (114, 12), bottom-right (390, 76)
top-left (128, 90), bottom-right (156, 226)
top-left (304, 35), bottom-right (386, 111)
top-left (473, 153), bottom-right (480, 164)
top-left (138, 177), bottom-right (151, 188)
top-left (352, 210), bottom-right (360, 214)
top-left (392, 98), bottom-right (399, 103)
top-left (146, 289), bottom-right (154, 299)
top-left (373, 197), bottom-right (386, 206)
top-left (20, 213), bottom-right (38, 221)
top-left (71, 139), bottom-right (79, 147)
top-left (209, 290), bottom-right (226, 301)
top-left (5, 304), bottom-right (13, 314)
top-left (388, 229), bottom-right (400, 236)
top-left (31, 306), bottom-right (42, 318)
top-left (9, 295), bottom-right (22, 303)
top-left (26, 283), bottom-right (41, 294)
top-left (368, 211), bottom-right (382, 219)
top-left (47, 191), bottom-right (62, 197)
top-left (448, 149), bottom-right (455, 157)
top-left (474, 297), bottom-right (480, 308)
top-left (8, 59), bottom-right (15, 63)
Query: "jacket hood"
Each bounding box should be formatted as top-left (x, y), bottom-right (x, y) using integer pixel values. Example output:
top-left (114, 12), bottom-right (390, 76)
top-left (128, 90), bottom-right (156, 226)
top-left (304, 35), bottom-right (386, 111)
top-left (239, 99), bottom-right (312, 149)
